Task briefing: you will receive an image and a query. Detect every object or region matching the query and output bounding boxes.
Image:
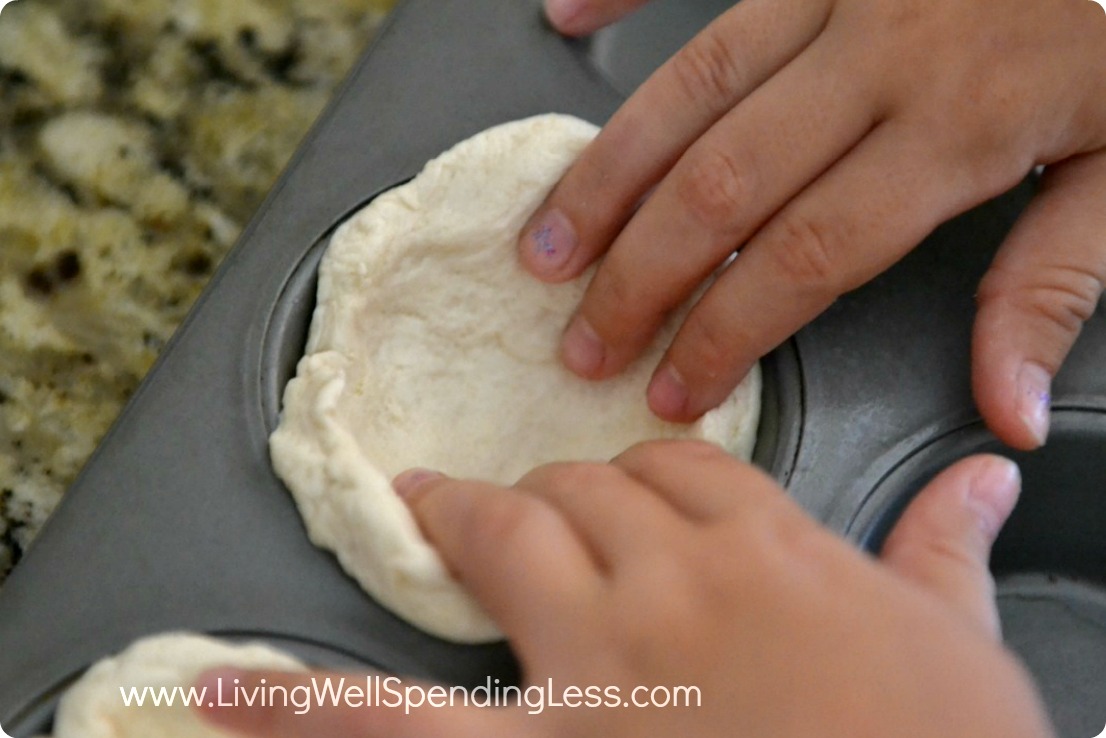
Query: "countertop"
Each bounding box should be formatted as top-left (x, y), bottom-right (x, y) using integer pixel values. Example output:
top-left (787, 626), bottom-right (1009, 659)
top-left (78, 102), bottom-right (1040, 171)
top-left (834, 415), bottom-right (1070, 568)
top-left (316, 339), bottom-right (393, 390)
top-left (0, 0), bottom-right (396, 582)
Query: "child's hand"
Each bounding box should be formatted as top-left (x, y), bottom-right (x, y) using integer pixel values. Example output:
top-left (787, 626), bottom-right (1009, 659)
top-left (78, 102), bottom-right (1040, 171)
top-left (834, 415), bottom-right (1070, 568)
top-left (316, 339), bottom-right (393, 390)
top-left (521, 0), bottom-right (1106, 450)
top-left (196, 443), bottom-right (1053, 738)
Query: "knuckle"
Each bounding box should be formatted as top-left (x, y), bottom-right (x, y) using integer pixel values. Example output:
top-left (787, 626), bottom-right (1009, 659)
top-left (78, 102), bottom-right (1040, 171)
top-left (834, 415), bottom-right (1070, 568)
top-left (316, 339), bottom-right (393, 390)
top-left (718, 505), bottom-right (817, 577)
top-left (978, 263), bottom-right (1105, 337)
top-left (613, 563), bottom-right (698, 662)
top-left (469, 494), bottom-right (546, 551)
top-left (586, 257), bottom-right (666, 350)
top-left (595, 259), bottom-right (640, 314)
top-left (676, 146), bottom-right (754, 234)
top-left (534, 461), bottom-right (615, 494)
top-left (519, 462), bottom-right (619, 502)
top-left (693, 545), bottom-right (766, 605)
top-left (898, 533), bottom-right (983, 577)
top-left (688, 526), bottom-right (781, 605)
top-left (670, 30), bottom-right (745, 110)
top-left (951, 124), bottom-right (1034, 190)
top-left (765, 214), bottom-right (842, 290)
top-left (620, 438), bottom-right (724, 468)
top-left (680, 312), bottom-right (741, 383)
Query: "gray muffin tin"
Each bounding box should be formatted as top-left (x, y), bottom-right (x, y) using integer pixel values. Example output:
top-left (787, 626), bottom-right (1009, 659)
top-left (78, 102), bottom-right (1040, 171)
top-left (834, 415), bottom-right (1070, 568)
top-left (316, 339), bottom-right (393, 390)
top-left (1, 0), bottom-right (1104, 735)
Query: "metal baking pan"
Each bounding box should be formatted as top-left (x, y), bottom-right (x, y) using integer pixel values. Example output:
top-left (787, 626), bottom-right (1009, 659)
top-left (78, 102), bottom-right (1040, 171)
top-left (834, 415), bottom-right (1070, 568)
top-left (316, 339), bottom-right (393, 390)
top-left (1, 0), bottom-right (1103, 735)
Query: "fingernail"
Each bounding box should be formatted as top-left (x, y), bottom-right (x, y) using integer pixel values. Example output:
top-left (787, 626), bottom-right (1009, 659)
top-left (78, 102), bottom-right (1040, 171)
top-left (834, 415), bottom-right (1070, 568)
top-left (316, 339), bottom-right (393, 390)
top-left (561, 315), bottom-right (605, 376)
top-left (525, 209), bottom-right (577, 276)
top-left (1016, 362), bottom-right (1052, 446)
top-left (393, 468), bottom-right (444, 498)
top-left (545, 0), bottom-right (586, 28)
top-left (966, 457), bottom-right (1021, 539)
top-left (648, 364), bottom-right (690, 419)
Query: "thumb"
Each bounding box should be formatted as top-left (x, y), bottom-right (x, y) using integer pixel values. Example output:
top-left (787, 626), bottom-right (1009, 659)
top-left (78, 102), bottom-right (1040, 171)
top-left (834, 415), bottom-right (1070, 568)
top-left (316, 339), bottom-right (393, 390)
top-left (879, 455), bottom-right (1021, 639)
top-left (973, 150), bottom-right (1106, 450)
top-left (544, 0), bottom-right (652, 36)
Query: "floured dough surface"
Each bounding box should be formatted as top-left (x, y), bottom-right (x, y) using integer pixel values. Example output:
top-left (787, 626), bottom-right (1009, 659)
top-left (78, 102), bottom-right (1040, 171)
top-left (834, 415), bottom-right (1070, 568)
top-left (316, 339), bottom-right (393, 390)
top-left (52, 632), bottom-right (305, 738)
top-left (270, 114), bottom-right (761, 644)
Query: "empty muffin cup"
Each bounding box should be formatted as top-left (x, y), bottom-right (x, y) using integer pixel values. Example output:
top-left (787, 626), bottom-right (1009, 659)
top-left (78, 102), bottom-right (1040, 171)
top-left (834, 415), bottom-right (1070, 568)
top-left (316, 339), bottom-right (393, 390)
top-left (848, 409), bottom-right (1106, 738)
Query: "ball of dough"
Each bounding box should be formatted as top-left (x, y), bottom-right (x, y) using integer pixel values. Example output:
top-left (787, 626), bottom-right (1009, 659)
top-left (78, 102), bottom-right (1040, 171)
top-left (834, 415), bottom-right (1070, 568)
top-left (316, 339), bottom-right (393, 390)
top-left (52, 632), bottom-right (305, 738)
top-left (270, 114), bottom-right (761, 644)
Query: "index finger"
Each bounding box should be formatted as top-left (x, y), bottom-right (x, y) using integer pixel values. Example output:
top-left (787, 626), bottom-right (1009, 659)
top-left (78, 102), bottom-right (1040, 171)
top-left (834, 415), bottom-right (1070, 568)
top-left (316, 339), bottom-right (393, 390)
top-left (518, 0), bottom-right (830, 283)
top-left (400, 476), bottom-right (603, 655)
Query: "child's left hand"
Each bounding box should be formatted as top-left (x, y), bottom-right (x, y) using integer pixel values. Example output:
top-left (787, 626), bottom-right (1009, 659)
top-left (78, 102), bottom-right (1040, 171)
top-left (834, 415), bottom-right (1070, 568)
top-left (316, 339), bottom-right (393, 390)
top-left (195, 442), bottom-right (1052, 738)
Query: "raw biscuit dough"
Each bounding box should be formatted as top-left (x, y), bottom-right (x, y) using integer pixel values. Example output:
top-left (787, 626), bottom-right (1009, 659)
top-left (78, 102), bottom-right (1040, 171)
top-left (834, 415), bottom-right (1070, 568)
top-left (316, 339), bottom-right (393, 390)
top-left (52, 632), bottom-right (305, 738)
top-left (270, 114), bottom-right (762, 644)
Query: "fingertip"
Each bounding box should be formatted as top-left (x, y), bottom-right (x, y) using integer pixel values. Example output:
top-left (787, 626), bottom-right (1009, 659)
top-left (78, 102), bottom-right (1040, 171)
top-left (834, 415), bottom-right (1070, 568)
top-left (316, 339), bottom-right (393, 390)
top-left (545, 0), bottom-right (653, 35)
top-left (1014, 362), bottom-right (1052, 448)
top-left (970, 321), bottom-right (1051, 452)
top-left (192, 669), bottom-right (254, 732)
top-left (972, 356), bottom-right (1051, 452)
top-left (544, 0), bottom-right (590, 36)
top-left (648, 350), bottom-right (755, 424)
top-left (906, 454), bottom-right (1021, 542)
top-left (560, 314), bottom-right (608, 378)
top-left (519, 208), bottom-right (581, 282)
top-left (192, 671), bottom-right (224, 724)
top-left (964, 455), bottom-right (1022, 541)
top-left (646, 364), bottom-right (692, 422)
top-left (393, 468), bottom-right (445, 499)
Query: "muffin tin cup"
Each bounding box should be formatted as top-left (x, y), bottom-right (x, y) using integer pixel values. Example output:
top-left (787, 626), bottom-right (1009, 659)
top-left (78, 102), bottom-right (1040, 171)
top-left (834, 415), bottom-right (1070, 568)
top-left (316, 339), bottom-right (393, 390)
top-left (847, 410), bottom-right (1106, 738)
top-left (1, 0), bottom-right (1104, 735)
top-left (258, 222), bottom-right (805, 478)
